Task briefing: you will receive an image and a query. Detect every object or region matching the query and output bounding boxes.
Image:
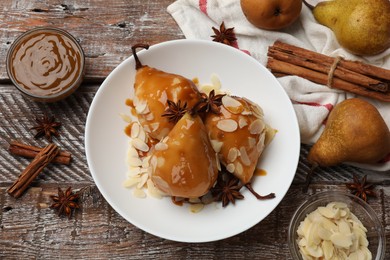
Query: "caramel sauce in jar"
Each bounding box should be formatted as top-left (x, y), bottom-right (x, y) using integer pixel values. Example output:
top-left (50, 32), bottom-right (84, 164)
top-left (6, 27), bottom-right (85, 102)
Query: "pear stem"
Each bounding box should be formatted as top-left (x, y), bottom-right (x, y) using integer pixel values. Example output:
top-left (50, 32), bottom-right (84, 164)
top-left (302, 0), bottom-right (315, 10)
top-left (303, 162), bottom-right (318, 193)
top-left (131, 43), bottom-right (150, 70)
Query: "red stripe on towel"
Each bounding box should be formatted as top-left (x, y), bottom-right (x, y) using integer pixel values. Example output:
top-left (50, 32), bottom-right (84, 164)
top-left (294, 101), bottom-right (333, 112)
top-left (199, 0), bottom-right (208, 15)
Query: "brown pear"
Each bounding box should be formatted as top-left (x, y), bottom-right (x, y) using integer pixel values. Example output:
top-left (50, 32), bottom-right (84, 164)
top-left (131, 44), bottom-right (201, 140)
top-left (308, 98), bottom-right (390, 167)
top-left (150, 113), bottom-right (218, 198)
top-left (204, 95), bottom-right (275, 184)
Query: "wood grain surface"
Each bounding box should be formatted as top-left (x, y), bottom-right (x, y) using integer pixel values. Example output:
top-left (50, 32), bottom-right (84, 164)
top-left (0, 0), bottom-right (389, 259)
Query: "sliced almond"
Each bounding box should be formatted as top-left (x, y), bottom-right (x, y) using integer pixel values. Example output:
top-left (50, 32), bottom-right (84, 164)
top-left (131, 122), bottom-right (140, 138)
top-left (235, 162), bottom-right (243, 176)
top-left (227, 147), bottom-right (238, 162)
top-left (248, 137), bottom-right (256, 148)
top-left (119, 113), bottom-right (132, 123)
top-left (157, 157), bottom-right (165, 168)
top-left (189, 203), bottom-right (204, 213)
top-left (257, 133), bottom-right (265, 153)
top-left (238, 116), bottom-right (248, 128)
top-left (249, 119), bottom-right (265, 135)
top-left (145, 112), bottom-right (154, 121)
top-left (216, 119), bottom-right (238, 132)
top-left (137, 173), bottom-right (149, 189)
top-left (216, 153), bottom-right (221, 171)
top-left (135, 101), bottom-right (149, 115)
top-left (330, 233), bottom-right (353, 249)
top-left (210, 139), bottom-right (223, 153)
top-left (132, 138), bottom-right (149, 152)
top-left (123, 176), bottom-right (140, 188)
top-left (239, 147), bottom-right (251, 166)
top-left (226, 163), bottom-right (235, 173)
top-left (222, 96), bottom-right (244, 114)
top-left (133, 188), bottom-right (146, 198)
top-left (150, 122), bottom-right (160, 132)
top-left (155, 142), bottom-right (168, 151)
top-left (127, 156), bottom-right (143, 167)
top-left (146, 179), bottom-right (162, 199)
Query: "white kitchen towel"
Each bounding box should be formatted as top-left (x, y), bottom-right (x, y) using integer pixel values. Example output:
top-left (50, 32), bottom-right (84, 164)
top-left (167, 0), bottom-right (390, 170)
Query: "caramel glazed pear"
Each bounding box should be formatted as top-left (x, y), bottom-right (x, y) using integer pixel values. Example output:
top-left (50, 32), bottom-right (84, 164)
top-left (130, 44), bottom-right (276, 200)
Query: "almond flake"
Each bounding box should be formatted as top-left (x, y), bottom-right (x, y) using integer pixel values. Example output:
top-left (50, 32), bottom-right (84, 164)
top-left (257, 133), bottom-right (265, 152)
top-left (150, 122), bottom-right (160, 132)
top-left (227, 148), bottom-right (238, 162)
top-left (147, 179), bottom-right (164, 199)
top-left (251, 103), bottom-right (264, 118)
top-left (142, 155), bottom-right (151, 168)
top-left (119, 113), bottom-right (132, 123)
top-left (216, 153), bottom-right (221, 171)
top-left (131, 122), bottom-right (140, 138)
top-left (241, 110), bottom-right (252, 115)
top-left (239, 147), bottom-right (251, 166)
top-left (210, 139), bottom-right (223, 153)
top-left (189, 203), bottom-right (204, 213)
top-left (222, 96), bottom-right (244, 114)
top-left (226, 163), bottom-right (235, 173)
top-left (135, 101), bottom-right (149, 115)
top-left (216, 119), bottom-right (238, 132)
top-left (133, 188), bottom-right (146, 198)
top-left (155, 142), bottom-right (168, 151)
top-left (137, 173), bottom-right (149, 189)
top-left (127, 166), bottom-right (141, 176)
top-left (127, 145), bottom-right (139, 158)
top-left (127, 156), bottom-right (143, 167)
top-left (132, 138), bottom-right (149, 152)
top-left (248, 137), bottom-right (256, 148)
top-left (145, 112), bottom-right (154, 121)
top-left (235, 162), bottom-right (243, 176)
top-left (157, 157), bottom-right (165, 167)
top-left (249, 119), bottom-right (265, 135)
top-left (123, 176), bottom-right (140, 188)
top-left (238, 116), bottom-right (248, 128)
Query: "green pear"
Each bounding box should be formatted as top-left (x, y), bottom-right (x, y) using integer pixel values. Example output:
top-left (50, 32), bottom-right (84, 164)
top-left (308, 98), bottom-right (390, 167)
top-left (311, 0), bottom-right (390, 56)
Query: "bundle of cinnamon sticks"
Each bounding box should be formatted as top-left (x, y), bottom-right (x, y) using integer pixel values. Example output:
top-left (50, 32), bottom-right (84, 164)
top-left (266, 41), bottom-right (390, 102)
top-left (7, 141), bottom-right (72, 198)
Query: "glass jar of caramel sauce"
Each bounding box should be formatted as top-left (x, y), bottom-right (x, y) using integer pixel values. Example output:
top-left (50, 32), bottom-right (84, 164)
top-left (6, 27), bottom-right (85, 102)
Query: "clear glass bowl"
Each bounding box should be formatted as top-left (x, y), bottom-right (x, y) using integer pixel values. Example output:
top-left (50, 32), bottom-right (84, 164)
top-left (6, 27), bottom-right (85, 102)
top-left (288, 191), bottom-right (385, 260)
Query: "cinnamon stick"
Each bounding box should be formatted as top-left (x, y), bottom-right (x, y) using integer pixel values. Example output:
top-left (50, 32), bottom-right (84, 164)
top-left (268, 46), bottom-right (388, 92)
top-left (272, 41), bottom-right (390, 84)
top-left (9, 141), bottom-right (71, 165)
top-left (8, 143), bottom-right (59, 198)
top-left (266, 41), bottom-right (390, 101)
top-left (267, 58), bottom-right (390, 102)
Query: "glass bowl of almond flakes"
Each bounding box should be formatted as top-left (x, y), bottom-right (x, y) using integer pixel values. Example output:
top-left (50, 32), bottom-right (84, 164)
top-left (288, 191), bottom-right (385, 260)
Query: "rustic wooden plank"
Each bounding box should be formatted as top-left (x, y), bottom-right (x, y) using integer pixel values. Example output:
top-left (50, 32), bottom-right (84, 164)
top-left (0, 0), bottom-right (184, 81)
top-left (0, 84), bottom-right (95, 183)
top-left (0, 184), bottom-right (388, 259)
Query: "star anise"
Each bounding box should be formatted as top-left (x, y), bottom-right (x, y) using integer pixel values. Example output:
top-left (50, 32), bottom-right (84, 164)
top-left (346, 174), bottom-right (377, 202)
top-left (31, 114), bottom-right (61, 142)
top-left (161, 100), bottom-right (188, 123)
top-left (50, 187), bottom-right (80, 219)
top-left (193, 90), bottom-right (225, 115)
top-left (211, 22), bottom-right (237, 46)
top-left (212, 171), bottom-right (244, 207)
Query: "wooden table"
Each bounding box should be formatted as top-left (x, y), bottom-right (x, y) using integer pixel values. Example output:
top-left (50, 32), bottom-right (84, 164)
top-left (0, 1), bottom-right (388, 259)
